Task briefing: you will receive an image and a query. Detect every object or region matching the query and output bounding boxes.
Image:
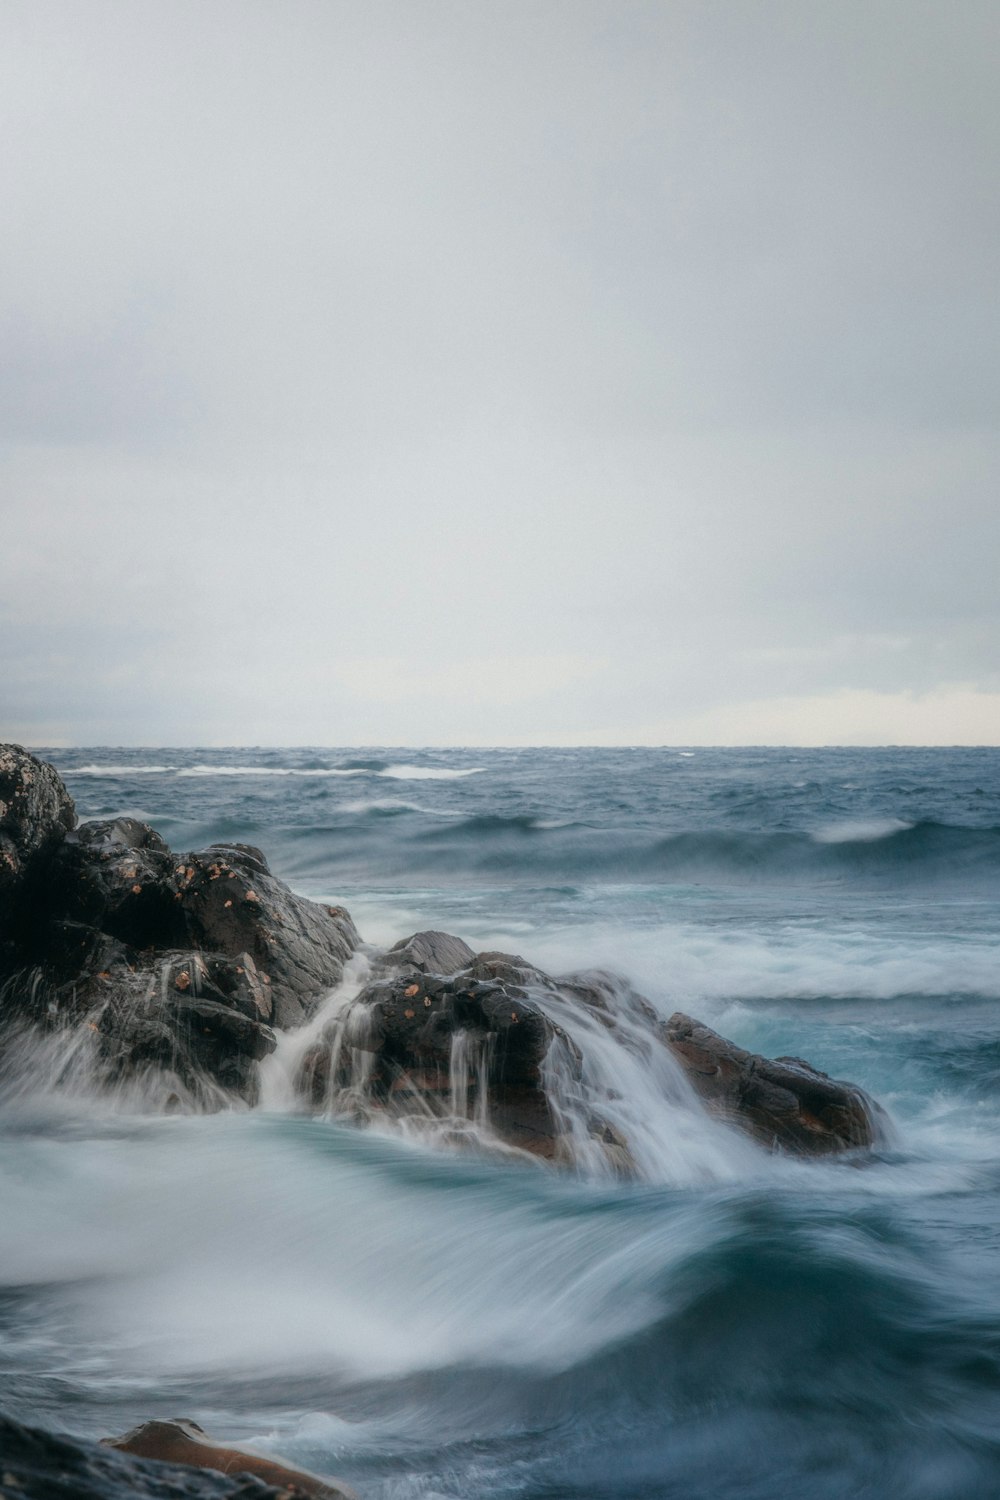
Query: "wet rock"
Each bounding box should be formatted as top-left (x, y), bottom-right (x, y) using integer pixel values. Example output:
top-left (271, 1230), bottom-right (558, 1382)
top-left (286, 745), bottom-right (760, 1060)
top-left (96, 962), bottom-right (278, 1105)
top-left (40, 825), bottom-right (359, 1031)
top-left (0, 1410), bottom-right (304, 1499)
top-left (300, 942), bottom-right (562, 1156)
top-left (0, 744), bottom-right (75, 953)
top-left (377, 928), bottom-right (476, 977)
top-left (0, 749), bottom-right (360, 1107)
top-left (104, 1418), bottom-right (358, 1500)
top-left (45, 818), bottom-right (186, 953)
top-left (299, 939), bottom-right (638, 1166)
top-left (661, 1012), bottom-right (884, 1154)
top-left (175, 846), bottom-right (358, 1029)
top-left (0, 748), bottom-right (888, 1158)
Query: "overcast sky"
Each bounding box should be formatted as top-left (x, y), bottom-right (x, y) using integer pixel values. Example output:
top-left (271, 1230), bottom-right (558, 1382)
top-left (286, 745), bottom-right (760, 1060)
top-left (1, 0), bottom-right (997, 746)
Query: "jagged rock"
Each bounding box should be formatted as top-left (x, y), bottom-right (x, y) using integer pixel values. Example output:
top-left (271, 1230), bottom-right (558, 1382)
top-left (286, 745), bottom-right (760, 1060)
top-left (104, 1418), bottom-right (357, 1500)
top-left (299, 937), bottom-right (643, 1167)
top-left (175, 845), bottom-right (358, 1029)
top-left (300, 939), bottom-right (563, 1157)
top-left (300, 939), bottom-right (885, 1167)
top-left (38, 826), bottom-right (358, 1032)
top-left (377, 928), bottom-right (476, 977)
top-left (0, 1410), bottom-right (301, 1499)
top-left (661, 1012), bottom-right (884, 1155)
top-left (0, 744), bottom-right (75, 952)
top-left (0, 749), bottom-right (359, 1106)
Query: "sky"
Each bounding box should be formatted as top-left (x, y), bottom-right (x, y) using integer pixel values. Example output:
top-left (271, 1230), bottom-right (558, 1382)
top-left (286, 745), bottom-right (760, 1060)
top-left (1, 0), bottom-right (997, 747)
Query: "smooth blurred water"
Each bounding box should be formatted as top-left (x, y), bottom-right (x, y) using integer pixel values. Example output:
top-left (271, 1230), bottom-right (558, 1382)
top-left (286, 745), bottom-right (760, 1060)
top-left (2, 746), bottom-right (999, 1497)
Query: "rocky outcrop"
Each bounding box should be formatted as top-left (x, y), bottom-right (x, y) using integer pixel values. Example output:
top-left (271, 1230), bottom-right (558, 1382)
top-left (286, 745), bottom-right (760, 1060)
top-left (0, 745), bottom-right (75, 957)
top-left (299, 932), bottom-right (884, 1166)
top-left (300, 940), bottom-right (566, 1158)
top-left (661, 1012), bottom-right (885, 1154)
top-left (0, 746), bottom-right (885, 1157)
top-left (376, 928), bottom-right (476, 978)
top-left (0, 745), bottom-right (359, 1105)
top-left (0, 1410), bottom-right (305, 1499)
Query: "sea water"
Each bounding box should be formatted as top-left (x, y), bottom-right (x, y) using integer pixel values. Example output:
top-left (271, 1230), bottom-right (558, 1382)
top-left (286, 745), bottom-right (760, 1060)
top-left (1, 746), bottom-right (999, 1498)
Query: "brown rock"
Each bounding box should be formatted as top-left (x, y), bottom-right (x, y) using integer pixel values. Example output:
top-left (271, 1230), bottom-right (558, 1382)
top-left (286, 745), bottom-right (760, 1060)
top-left (661, 1011), bottom-right (885, 1155)
top-left (103, 1418), bottom-right (357, 1500)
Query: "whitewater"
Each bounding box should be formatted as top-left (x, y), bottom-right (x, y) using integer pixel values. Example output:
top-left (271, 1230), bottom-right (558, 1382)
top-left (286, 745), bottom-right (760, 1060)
top-left (2, 746), bottom-right (999, 1498)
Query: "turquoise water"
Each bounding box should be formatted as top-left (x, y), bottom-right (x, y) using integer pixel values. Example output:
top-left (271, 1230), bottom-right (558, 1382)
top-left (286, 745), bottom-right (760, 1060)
top-left (2, 746), bottom-right (999, 1497)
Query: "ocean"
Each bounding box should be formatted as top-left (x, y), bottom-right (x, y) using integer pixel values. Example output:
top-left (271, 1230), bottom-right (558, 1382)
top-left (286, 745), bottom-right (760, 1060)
top-left (2, 745), bottom-right (1000, 1498)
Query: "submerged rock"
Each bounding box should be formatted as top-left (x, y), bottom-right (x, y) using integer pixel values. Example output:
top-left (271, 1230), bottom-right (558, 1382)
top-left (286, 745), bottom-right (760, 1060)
top-left (662, 1012), bottom-right (884, 1155)
top-left (0, 1411), bottom-right (303, 1499)
top-left (104, 1418), bottom-right (357, 1500)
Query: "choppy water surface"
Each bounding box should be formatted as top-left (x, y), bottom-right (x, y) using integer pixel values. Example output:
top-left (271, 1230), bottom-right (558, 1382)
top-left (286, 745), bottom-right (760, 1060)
top-left (3, 746), bottom-right (1000, 1497)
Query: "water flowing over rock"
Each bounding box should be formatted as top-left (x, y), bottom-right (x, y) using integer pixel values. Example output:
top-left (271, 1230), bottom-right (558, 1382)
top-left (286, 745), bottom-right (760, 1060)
top-left (295, 934), bottom-right (882, 1170)
top-left (298, 942), bottom-right (566, 1160)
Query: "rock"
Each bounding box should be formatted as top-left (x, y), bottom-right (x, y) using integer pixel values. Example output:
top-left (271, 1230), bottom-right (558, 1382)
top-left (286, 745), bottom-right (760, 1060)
top-left (174, 846), bottom-right (358, 1029)
top-left (299, 937), bottom-right (638, 1167)
top-left (0, 1410), bottom-right (304, 1499)
top-left (300, 941), bottom-right (885, 1167)
top-left (104, 1419), bottom-right (358, 1500)
top-left (44, 818), bottom-right (187, 953)
top-left (0, 744), bottom-right (75, 953)
top-left (661, 1012), bottom-right (884, 1155)
top-left (300, 939), bottom-right (563, 1157)
top-left (0, 749), bottom-right (360, 1108)
top-left (377, 928), bottom-right (476, 977)
top-left (40, 827), bottom-right (359, 1032)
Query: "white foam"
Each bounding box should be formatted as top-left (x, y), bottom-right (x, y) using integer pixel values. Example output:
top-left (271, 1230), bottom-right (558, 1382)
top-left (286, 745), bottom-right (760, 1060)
top-left (175, 765), bottom-right (367, 777)
top-left (493, 919), bottom-right (1000, 1008)
top-left (339, 798), bottom-right (465, 817)
top-left (0, 1109), bottom-right (701, 1381)
top-left (378, 764), bottom-right (483, 780)
top-left (67, 764), bottom-right (177, 776)
top-left (812, 817), bottom-right (913, 844)
top-left (63, 761), bottom-right (484, 780)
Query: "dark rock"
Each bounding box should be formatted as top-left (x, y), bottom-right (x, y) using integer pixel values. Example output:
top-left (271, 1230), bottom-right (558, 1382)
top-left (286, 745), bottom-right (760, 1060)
top-left (0, 747), bottom-right (888, 1159)
top-left (298, 941), bottom-right (638, 1165)
top-left (174, 847), bottom-right (358, 1029)
top-left (35, 824), bottom-right (358, 1032)
top-left (0, 749), bottom-right (360, 1108)
top-left (378, 928), bottom-right (476, 977)
top-left (661, 1012), bottom-right (885, 1155)
top-left (45, 818), bottom-right (186, 953)
top-left (95, 961), bottom-right (278, 1106)
top-left (104, 1418), bottom-right (357, 1500)
top-left (0, 744), bottom-right (75, 954)
top-left (300, 946), bottom-right (886, 1167)
top-left (0, 1410), bottom-right (303, 1499)
top-left (299, 944), bottom-right (562, 1156)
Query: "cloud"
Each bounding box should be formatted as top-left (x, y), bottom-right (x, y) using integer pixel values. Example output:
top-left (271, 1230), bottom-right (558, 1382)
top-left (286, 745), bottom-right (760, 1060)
top-left (0, 1), bottom-right (997, 744)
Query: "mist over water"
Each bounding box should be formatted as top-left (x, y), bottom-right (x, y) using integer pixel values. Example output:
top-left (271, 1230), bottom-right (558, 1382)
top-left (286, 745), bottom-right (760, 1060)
top-left (3, 747), bottom-right (1000, 1498)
